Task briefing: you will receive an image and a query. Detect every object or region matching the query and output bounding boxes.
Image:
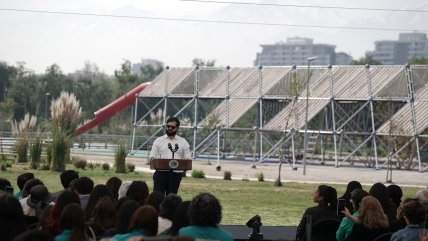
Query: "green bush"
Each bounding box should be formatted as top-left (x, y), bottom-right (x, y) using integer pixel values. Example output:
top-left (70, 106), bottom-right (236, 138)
top-left (30, 137), bottom-right (42, 169)
top-left (274, 178), bottom-right (283, 186)
top-left (50, 129), bottom-right (70, 172)
top-left (256, 172), bottom-right (264, 182)
top-left (127, 163), bottom-right (135, 172)
top-left (88, 162), bottom-right (95, 170)
top-left (102, 163), bottom-right (110, 171)
top-left (115, 143), bottom-right (128, 173)
top-left (242, 177), bottom-right (249, 181)
top-left (40, 163), bottom-right (50, 170)
top-left (74, 159), bottom-right (87, 169)
top-left (15, 138), bottom-right (28, 163)
top-left (223, 171), bottom-right (232, 180)
top-left (191, 169), bottom-right (205, 178)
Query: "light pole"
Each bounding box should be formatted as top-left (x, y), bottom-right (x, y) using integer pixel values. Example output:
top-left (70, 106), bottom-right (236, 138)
top-left (303, 56), bottom-right (318, 175)
top-left (45, 92), bottom-right (50, 122)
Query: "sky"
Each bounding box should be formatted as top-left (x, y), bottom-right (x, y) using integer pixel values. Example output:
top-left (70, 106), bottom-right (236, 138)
top-left (0, 0), bottom-right (427, 74)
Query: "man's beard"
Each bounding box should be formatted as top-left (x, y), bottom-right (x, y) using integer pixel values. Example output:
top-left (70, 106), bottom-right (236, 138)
top-left (166, 129), bottom-right (177, 136)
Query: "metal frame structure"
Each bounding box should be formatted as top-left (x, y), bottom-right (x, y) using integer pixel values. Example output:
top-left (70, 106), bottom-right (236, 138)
top-left (131, 65), bottom-right (428, 172)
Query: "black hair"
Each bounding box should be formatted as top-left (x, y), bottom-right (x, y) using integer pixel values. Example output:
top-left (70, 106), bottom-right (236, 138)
top-left (147, 191), bottom-right (165, 212)
top-left (350, 188), bottom-right (368, 211)
top-left (386, 184), bottom-right (403, 206)
top-left (73, 177), bottom-right (94, 195)
top-left (126, 181), bottom-right (149, 206)
top-left (189, 192), bottom-right (222, 227)
top-left (115, 200), bottom-right (140, 234)
top-left (166, 116), bottom-right (180, 128)
top-left (17, 173), bottom-right (35, 191)
top-left (170, 201), bottom-right (191, 235)
top-left (159, 193), bottom-right (182, 220)
top-left (59, 203), bottom-right (88, 241)
top-left (318, 185), bottom-right (338, 210)
top-left (106, 176), bottom-right (122, 201)
top-left (60, 170), bottom-right (79, 189)
top-left (0, 194), bottom-right (28, 241)
top-left (13, 230), bottom-right (54, 241)
top-left (84, 184), bottom-right (113, 221)
top-left (369, 182), bottom-right (395, 221)
top-left (0, 177), bottom-right (12, 191)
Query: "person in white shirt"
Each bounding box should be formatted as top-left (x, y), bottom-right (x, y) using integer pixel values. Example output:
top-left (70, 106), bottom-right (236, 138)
top-left (149, 116), bottom-right (191, 195)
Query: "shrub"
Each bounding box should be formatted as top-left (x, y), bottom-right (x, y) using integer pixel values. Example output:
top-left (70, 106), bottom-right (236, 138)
top-left (102, 163), bottom-right (110, 171)
top-left (242, 177), bottom-right (249, 181)
top-left (50, 129), bottom-right (70, 172)
top-left (223, 171), bottom-right (232, 180)
top-left (40, 163), bottom-right (50, 170)
top-left (0, 164), bottom-right (6, 171)
top-left (88, 162), bottom-right (95, 170)
top-left (30, 137), bottom-right (42, 169)
top-left (191, 169), bottom-right (205, 178)
top-left (127, 163), bottom-right (135, 172)
top-left (274, 178), bottom-right (283, 187)
top-left (256, 172), bottom-right (264, 182)
top-left (115, 143), bottom-right (128, 173)
top-left (15, 138), bottom-right (28, 163)
top-left (74, 159), bottom-right (87, 169)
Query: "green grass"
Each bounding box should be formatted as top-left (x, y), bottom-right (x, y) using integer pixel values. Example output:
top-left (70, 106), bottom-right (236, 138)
top-left (0, 163), bottom-right (421, 226)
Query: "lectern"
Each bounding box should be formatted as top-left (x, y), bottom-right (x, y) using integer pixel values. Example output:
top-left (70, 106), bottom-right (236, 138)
top-left (150, 158), bottom-right (192, 171)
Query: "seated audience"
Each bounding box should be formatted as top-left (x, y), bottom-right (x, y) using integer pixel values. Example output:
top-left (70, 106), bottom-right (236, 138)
top-left (25, 184), bottom-right (52, 226)
top-left (170, 201), bottom-right (191, 236)
top-left (51, 170), bottom-right (79, 200)
top-left (296, 185), bottom-right (339, 241)
top-left (179, 192), bottom-right (233, 241)
top-left (369, 182), bottom-right (396, 222)
top-left (15, 173), bottom-right (35, 200)
top-left (112, 205), bottom-right (158, 241)
top-left (0, 193), bottom-right (28, 241)
top-left (336, 188), bottom-right (368, 241)
top-left (114, 200), bottom-right (140, 235)
top-left (87, 196), bottom-right (117, 239)
top-left (84, 184), bottom-right (113, 221)
top-left (0, 177), bottom-right (12, 191)
top-left (146, 191), bottom-right (165, 213)
top-left (387, 184), bottom-right (403, 218)
top-left (106, 177), bottom-right (122, 202)
top-left (390, 198), bottom-right (427, 241)
top-left (346, 196), bottom-right (390, 241)
top-left (72, 176), bottom-right (94, 209)
top-left (158, 193), bottom-right (182, 235)
top-left (55, 203), bottom-right (93, 241)
top-left (126, 181), bottom-right (149, 206)
top-left (338, 181), bottom-right (362, 215)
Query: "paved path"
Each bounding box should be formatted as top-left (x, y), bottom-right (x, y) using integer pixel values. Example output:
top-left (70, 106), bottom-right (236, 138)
top-left (82, 154), bottom-right (427, 188)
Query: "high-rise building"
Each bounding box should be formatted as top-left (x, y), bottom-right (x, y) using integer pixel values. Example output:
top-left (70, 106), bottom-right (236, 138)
top-left (366, 32), bottom-right (428, 64)
top-left (255, 37), bottom-right (344, 66)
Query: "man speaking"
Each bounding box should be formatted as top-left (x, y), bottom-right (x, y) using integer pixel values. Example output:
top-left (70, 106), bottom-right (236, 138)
top-left (149, 116), bottom-right (191, 194)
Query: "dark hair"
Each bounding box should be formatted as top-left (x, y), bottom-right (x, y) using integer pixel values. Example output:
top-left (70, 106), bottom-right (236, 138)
top-left (106, 177), bottom-right (122, 201)
top-left (60, 170), bottom-right (79, 189)
top-left (0, 194), bottom-right (27, 241)
top-left (44, 190), bottom-right (80, 235)
top-left (12, 230), bottom-right (54, 241)
top-left (147, 191), bottom-right (165, 212)
top-left (189, 192), bottom-right (222, 226)
top-left (22, 178), bottom-right (44, 198)
top-left (170, 201), bottom-right (191, 235)
top-left (17, 173), bottom-right (35, 191)
top-left (166, 116), bottom-right (180, 128)
top-left (89, 196), bottom-right (117, 232)
top-left (0, 177), bottom-right (12, 191)
top-left (115, 200), bottom-right (140, 234)
top-left (73, 177), bottom-right (94, 195)
top-left (59, 203), bottom-right (88, 241)
top-left (401, 198), bottom-right (426, 224)
top-left (350, 188), bottom-right (368, 211)
top-left (126, 181), bottom-right (149, 205)
top-left (318, 185), bottom-right (338, 210)
top-left (386, 184), bottom-right (403, 206)
top-left (342, 181), bottom-right (362, 200)
top-left (129, 205), bottom-right (158, 236)
top-left (369, 182), bottom-right (395, 221)
top-left (159, 193), bottom-right (182, 220)
top-left (85, 184), bottom-right (113, 221)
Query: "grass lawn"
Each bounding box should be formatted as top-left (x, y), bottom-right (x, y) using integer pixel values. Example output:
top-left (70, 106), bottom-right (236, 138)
top-left (0, 163), bottom-right (421, 226)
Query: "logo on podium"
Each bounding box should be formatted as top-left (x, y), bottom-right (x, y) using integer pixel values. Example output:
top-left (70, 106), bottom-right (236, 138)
top-left (169, 159), bottom-right (179, 169)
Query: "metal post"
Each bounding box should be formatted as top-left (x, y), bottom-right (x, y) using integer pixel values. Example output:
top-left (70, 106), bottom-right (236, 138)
top-left (45, 92), bottom-right (50, 124)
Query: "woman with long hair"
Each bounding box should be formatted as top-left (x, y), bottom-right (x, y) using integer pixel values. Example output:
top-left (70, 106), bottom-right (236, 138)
top-left (0, 194), bottom-right (27, 241)
top-left (296, 185), bottom-right (339, 241)
top-left (346, 196), bottom-right (390, 241)
top-left (55, 203), bottom-right (93, 241)
top-left (112, 205), bottom-right (158, 241)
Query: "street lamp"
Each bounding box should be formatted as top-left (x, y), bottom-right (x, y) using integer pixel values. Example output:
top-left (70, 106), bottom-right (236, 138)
top-left (303, 56), bottom-right (318, 175)
top-left (45, 92), bottom-right (50, 122)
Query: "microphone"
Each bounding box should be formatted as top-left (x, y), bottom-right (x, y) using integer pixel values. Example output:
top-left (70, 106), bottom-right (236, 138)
top-left (168, 143), bottom-right (172, 151)
top-left (174, 144), bottom-right (179, 151)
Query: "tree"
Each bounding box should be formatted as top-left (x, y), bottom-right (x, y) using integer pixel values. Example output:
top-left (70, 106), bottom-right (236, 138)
top-left (351, 56), bottom-right (382, 65)
top-left (409, 57), bottom-right (428, 64)
top-left (0, 61), bottom-right (17, 101)
top-left (192, 58), bottom-right (216, 67)
top-left (140, 64), bottom-right (163, 80)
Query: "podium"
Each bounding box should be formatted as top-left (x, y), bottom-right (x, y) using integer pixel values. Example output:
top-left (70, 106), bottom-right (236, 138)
top-left (150, 158), bottom-right (192, 171)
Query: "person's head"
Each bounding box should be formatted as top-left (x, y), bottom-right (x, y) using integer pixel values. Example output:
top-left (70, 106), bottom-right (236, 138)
top-left (400, 198), bottom-right (426, 225)
top-left (16, 173), bottom-right (35, 191)
top-left (106, 176), bottom-right (122, 201)
top-left (189, 192), bottom-right (222, 227)
top-left (170, 201), bottom-right (191, 235)
top-left (358, 196), bottom-right (389, 229)
top-left (50, 190), bottom-right (80, 222)
top-left (386, 184), bottom-right (403, 206)
top-left (27, 185), bottom-right (51, 218)
top-left (159, 193), bottom-right (182, 220)
top-left (126, 181), bottom-right (149, 205)
top-left (59, 203), bottom-right (88, 241)
top-left (90, 196), bottom-right (117, 230)
top-left (85, 184), bottom-right (113, 220)
top-left (369, 182), bottom-right (394, 220)
top-left (343, 181), bottom-right (362, 199)
top-left (60, 170), bottom-right (79, 189)
top-left (313, 185), bottom-right (337, 209)
top-left (73, 177), bottom-right (94, 195)
top-left (147, 191), bottom-right (165, 212)
top-left (22, 178), bottom-right (44, 198)
top-left (415, 188), bottom-right (428, 205)
top-left (0, 177), bottom-right (12, 191)
top-left (129, 205), bottom-right (158, 236)
top-left (0, 194), bottom-right (27, 241)
top-left (350, 188), bottom-right (368, 212)
top-left (115, 200), bottom-right (140, 234)
top-left (166, 116), bottom-right (180, 137)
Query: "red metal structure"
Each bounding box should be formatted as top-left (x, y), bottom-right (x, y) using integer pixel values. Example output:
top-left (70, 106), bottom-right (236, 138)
top-left (74, 82), bottom-right (150, 136)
